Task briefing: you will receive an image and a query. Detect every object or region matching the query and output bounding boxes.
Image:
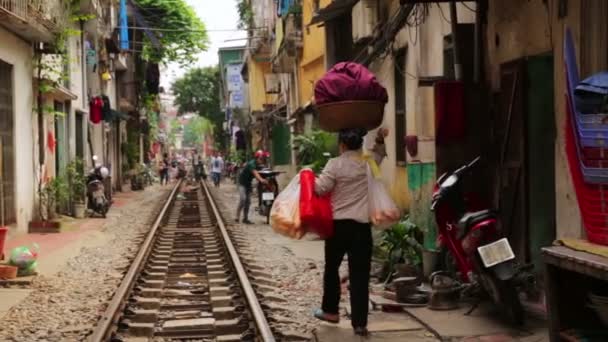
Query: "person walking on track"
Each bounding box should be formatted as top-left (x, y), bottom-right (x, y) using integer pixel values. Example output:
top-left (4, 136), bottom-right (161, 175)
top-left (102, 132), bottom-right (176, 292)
top-left (312, 127), bottom-right (388, 337)
top-left (159, 153), bottom-right (169, 186)
top-left (235, 150), bottom-right (268, 224)
top-left (210, 152), bottom-right (224, 187)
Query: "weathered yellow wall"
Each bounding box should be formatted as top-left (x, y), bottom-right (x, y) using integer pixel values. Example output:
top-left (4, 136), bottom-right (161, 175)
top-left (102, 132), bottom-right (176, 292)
top-left (299, 0), bottom-right (331, 103)
top-left (247, 59), bottom-right (274, 111)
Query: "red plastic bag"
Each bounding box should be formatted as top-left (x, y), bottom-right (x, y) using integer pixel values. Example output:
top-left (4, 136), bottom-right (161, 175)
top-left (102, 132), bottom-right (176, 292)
top-left (300, 169), bottom-right (334, 239)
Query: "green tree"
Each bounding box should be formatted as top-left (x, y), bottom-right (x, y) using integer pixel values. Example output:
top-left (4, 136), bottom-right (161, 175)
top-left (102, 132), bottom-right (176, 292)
top-left (183, 116), bottom-right (214, 148)
top-left (134, 0), bottom-right (209, 64)
top-left (172, 66), bottom-right (227, 150)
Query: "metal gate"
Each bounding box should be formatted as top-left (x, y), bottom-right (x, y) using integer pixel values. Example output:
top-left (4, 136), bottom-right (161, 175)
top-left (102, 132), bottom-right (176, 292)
top-left (0, 60), bottom-right (15, 224)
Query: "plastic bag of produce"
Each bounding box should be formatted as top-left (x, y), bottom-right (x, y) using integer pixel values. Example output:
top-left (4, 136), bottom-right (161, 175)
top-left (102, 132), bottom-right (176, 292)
top-left (9, 244), bottom-right (39, 276)
top-left (367, 164), bottom-right (400, 229)
top-left (300, 169), bottom-right (334, 239)
top-left (270, 176), bottom-right (305, 239)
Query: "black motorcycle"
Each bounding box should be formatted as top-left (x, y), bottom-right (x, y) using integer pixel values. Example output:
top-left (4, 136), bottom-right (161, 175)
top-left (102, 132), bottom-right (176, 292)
top-left (87, 167), bottom-right (109, 218)
top-left (256, 169), bottom-right (283, 224)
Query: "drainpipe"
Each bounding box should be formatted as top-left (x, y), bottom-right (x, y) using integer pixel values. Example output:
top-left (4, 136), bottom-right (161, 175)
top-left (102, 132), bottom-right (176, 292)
top-left (449, 2), bottom-right (462, 80)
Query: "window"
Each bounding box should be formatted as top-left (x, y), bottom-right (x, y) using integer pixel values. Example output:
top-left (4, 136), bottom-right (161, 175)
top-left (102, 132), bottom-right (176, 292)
top-left (394, 49), bottom-right (406, 164)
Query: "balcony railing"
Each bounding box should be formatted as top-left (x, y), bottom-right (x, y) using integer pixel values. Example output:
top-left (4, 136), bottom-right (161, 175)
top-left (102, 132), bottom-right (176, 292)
top-left (0, 0), bottom-right (69, 42)
top-left (0, 0), bottom-right (27, 18)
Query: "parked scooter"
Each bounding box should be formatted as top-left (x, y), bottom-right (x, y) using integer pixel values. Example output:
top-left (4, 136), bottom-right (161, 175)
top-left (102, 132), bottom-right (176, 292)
top-left (431, 157), bottom-right (529, 325)
top-left (256, 168), bottom-right (283, 224)
top-left (87, 156), bottom-right (110, 218)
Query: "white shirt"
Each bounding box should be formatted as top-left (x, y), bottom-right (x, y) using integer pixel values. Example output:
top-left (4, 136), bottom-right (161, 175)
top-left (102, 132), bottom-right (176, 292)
top-left (211, 157), bottom-right (224, 173)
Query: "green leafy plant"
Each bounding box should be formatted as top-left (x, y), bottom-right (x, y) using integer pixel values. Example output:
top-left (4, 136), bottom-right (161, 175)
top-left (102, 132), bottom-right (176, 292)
top-left (379, 215), bottom-right (424, 283)
top-left (237, 0), bottom-right (254, 29)
top-left (66, 158), bottom-right (86, 203)
top-left (293, 130), bottom-right (338, 173)
top-left (38, 176), bottom-right (69, 221)
top-left (134, 0), bottom-right (209, 64)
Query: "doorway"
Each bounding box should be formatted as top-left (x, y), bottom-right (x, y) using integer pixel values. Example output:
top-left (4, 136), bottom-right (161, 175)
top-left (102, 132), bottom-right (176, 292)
top-left (0, 60), bottom-right (15, 224)
top-left (494, 55), bottom-right (556, 272)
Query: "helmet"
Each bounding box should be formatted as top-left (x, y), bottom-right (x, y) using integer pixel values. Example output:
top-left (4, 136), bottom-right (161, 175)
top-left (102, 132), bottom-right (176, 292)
top-left (254, 150), bottom-right (267, 158)
top-left (99, 167), bottom-right (110, 178)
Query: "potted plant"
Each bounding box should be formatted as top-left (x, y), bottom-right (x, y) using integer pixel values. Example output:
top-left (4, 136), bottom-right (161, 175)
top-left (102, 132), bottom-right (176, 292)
top-left (379, 215), bottom-right (424, 285)
top-left (66, 158), bottom-right (87, 218)
top-left (29, 175), bottom-right (69, 233)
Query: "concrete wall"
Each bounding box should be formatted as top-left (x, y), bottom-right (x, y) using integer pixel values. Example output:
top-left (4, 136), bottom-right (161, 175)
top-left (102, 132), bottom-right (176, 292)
top-left (485, 0), bottom-right (582, 239)
top-left (0, 27), bottom-right (36, 232)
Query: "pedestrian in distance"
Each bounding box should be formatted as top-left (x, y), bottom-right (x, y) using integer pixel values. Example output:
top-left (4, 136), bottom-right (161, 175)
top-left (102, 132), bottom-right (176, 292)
top-left (312, 127), bottom-right (388, 337)
top-left (210, 152), bottom-right (224, 187)
top-left (159, 153), bottom-right (169, 186)
top-left (235, 150), bottom-right (269, 224)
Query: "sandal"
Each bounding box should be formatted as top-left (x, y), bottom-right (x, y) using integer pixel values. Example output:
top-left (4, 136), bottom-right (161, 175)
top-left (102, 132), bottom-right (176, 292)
top-left (312, 308), bottom-right (339, 324)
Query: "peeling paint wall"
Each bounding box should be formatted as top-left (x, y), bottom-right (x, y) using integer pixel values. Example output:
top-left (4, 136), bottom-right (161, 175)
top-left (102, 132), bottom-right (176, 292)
top-left (0, 27), bottom-right (35, 233)
top-left (486, 0), bottom-right (583, 239)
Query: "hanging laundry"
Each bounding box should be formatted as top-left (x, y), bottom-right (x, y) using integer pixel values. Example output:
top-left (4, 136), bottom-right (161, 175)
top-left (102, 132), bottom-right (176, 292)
top-left (101, 95), bottom-right (113, 122)
top-left (47, 131), bottom-right (56, 153)
top-left (146, 63), bottom-right (160, 94)
top-left (89, 97), bottom-right (103, 124)
top-left (434, 80), bottom-right (465, 145)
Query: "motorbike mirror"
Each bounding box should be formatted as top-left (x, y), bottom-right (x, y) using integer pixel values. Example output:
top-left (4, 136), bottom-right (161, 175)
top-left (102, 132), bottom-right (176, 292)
top-left (468, 156), bottom-right (481, 168)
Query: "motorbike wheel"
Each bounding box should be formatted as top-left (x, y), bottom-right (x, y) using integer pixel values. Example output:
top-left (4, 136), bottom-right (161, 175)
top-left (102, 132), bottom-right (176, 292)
top-left (479, 272), bottom-right (524, 325)
top-left (266, 208), bottom-right (270, 224)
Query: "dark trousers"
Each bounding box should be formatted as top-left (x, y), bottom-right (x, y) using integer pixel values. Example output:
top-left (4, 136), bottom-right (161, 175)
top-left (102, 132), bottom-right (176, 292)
top-left (322, 220), bottom-right (372, 328)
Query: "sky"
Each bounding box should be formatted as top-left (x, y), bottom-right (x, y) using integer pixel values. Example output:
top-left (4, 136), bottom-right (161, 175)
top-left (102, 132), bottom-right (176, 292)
top-left (160, 0), bottom-right (247, 90)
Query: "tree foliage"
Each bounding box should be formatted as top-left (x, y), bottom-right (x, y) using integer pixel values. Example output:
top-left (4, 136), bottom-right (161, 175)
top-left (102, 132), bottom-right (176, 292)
top-left (236, 0), bottom-right (254, 29)
top-left (172, 66), bottom-right (226, 149)
top-left (134, 0), bottom-right (209, 64)
top-left (183, 116), bottom-right (214, 148)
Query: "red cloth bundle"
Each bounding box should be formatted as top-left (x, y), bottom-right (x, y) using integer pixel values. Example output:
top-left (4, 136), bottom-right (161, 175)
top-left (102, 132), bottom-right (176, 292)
top-left (434, 81), bottom-right (465, 144)
top-left (300, 169), bottom-right (334, 239)
top-left (314, 62), bottom-right (388, 105)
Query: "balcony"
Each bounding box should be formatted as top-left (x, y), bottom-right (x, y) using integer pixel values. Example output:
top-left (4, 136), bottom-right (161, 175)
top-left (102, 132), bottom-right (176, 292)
top-left (0, 0), bottom-right (69, 43)
top-left (271, 13), bottom-right (303, 73)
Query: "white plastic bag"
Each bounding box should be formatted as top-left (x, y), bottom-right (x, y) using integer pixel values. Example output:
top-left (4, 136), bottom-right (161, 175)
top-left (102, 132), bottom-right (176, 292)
top-left (270, 175), bottom-right (305, 239)
top-left (368, 165), bottom-right (401, 229)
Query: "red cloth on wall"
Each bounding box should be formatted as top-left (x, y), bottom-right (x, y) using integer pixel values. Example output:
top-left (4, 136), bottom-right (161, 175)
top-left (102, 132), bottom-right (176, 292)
top-left (89, 97), bottom-right (103, 124)
top-left (47, 131), bottom-right (55, 153)
top-left (434, 81), bottom-right (465, 144)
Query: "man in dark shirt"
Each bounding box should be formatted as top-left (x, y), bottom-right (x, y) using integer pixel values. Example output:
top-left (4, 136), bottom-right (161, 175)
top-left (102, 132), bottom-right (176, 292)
top-left (236, 150), bottom-right (268, 224)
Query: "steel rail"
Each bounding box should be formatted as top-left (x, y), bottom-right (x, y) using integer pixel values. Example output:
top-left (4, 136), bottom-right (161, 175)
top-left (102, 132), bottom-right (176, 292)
top-left (88, 180), bottom-right (182, 342)
top-left (201, 181), bottom-right (276, 342)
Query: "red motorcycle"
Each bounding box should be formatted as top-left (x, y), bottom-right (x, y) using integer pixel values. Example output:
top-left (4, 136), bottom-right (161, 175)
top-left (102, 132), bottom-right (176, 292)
top-left (431, 157), bottom-right (525, 325)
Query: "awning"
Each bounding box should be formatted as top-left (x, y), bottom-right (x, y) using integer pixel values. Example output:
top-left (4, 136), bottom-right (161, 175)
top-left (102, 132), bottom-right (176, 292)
top-left (309, 0), bottom-right (359, 26)
top-left (290, 101), bottom-right (314, 119)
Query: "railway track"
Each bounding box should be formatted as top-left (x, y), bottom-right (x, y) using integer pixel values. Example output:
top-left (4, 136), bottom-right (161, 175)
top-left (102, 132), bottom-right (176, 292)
top-left (88, 180), bottom-right (275, 342)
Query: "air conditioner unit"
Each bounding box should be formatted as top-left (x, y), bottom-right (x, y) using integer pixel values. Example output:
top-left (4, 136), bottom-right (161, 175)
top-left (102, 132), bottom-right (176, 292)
top-left (352, 0), bottom-right (378, 43)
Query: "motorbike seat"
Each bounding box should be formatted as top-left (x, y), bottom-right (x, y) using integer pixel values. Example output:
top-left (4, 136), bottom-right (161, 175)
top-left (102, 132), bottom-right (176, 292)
top-left (457, 209), bottom-right (497, 230)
